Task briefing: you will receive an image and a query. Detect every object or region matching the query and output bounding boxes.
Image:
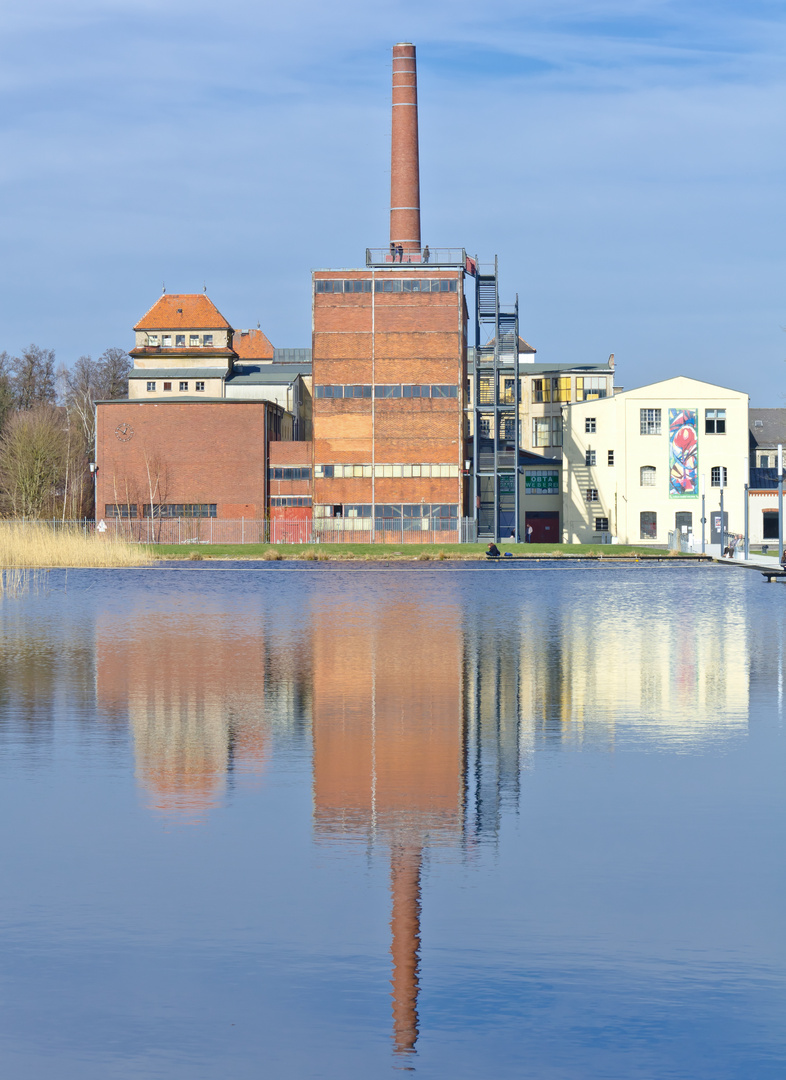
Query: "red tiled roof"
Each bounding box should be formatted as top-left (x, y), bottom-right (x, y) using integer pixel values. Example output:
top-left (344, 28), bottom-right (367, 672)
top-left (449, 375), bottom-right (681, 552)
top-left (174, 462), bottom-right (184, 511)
top-left (232, 328), bottom-right (275, 360)
top-left (134, 294), bottom-right (233, 331)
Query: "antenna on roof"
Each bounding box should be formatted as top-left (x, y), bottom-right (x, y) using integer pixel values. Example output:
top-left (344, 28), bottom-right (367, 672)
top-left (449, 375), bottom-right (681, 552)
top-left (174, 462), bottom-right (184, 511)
top-left (257, 320), bottom-right (260, 329)
top-left (162, 282), bottom-right (166, 294)
top-left (203, 282), bottom-right (207, 293)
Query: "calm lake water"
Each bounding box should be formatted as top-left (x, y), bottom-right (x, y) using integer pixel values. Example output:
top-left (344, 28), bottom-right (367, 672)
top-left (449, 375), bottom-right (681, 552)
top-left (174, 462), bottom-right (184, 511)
top-left (1, 562), bottom-right (784, 1079)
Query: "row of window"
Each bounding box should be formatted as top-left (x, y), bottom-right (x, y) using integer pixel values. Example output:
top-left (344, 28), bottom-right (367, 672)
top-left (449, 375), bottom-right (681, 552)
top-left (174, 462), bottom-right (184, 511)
top-left (146, 334), bottom-right (215, 347)
top-left (315, 463), bottom-right (460, 478)
top-left (314, 279), bottom-right (457, 294)
top-left (315, 504), bottom-right (459, 520)
top-left (146, 380), bottom-right (206, 392)
top-left (582, 463), bottom-right (729, 487)
top-left (269, 468), bottom-right (312, 481)
top-left (584, 450), bottom-right (615, 466)
top-left (270, 497), bottom-right (312, 507)
top-left (105, 503), bottom-right (217, 518)
top-left (640, 409), bottom-right (727, 436)
top-left (533, 377), bottom-right (608, 403)
top-left (315, 384), bottom-right (459, 400)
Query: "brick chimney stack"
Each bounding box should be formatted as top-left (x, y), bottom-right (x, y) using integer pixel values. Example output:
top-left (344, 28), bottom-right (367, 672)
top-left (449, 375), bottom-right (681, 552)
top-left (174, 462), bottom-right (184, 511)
top-left (390, 42), bottom-right (421, 252)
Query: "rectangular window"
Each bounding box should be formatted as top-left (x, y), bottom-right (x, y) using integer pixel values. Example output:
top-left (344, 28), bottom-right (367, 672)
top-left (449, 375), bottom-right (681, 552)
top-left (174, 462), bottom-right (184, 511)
top-left (640, 511), bottom-right (657, 539)
top-left (607, 450), bottom-right (614, 466)
top-left (163, 382), bottom-right (172, 391)
top-left (640, 466), bottom-right (657, 487)
top-left (105, 504), bottom-right (138, 518)
top-left (195, 381), bottom-right (205, 392)
top-left (431, 385), bottom-right (458, 398)
top-left (585, 488), bottom-right (598, 502)
top-left (270, 497), bottom-right (312, 507)
top-left (533, 417), bottom-right (551, 447)
top-left (501, 378), bottom-right (516, 405)
top-left (179, 381), bottom-right (188, 391)
top-left (552, 377), bottom-right (571, 402)
top-left (162, 335), bottom-right (172, 347)
top-left (203, 334), bottom-right (213, 346)
top-left (761, 455), bottom-right (770, 468)
top-left (148, 334), bottom-right (159, 346)
top-left (711, 466), bottom-right (728, 487)
top-left (705, 408), bottom-right (726, 434)
top-left (585, 417), bottom-right (596, 433)
top-left (375, 385), bottom-right (401, 398)
top-left (143, 504), bottom-right (217, 518)
top-left (585, 449), bottom-right (596, 466)
top-left (640, 408), bottom-right (662, 435)
top-left (576, 377), bottom-right (607, 401)
top-left (551, 416), bottom-right (563, 447)
top-left (532, 379), bottom-right (551, 403)
top-left (146, 381), bottom-right (156, 392)
top-left (176, 335), bottom-right (185, 347)
top-left (189, 335), bottom-right (199, 347)
top-left (594, 517), bottom-right (609, 531)
top-left (270, 467), bottom-right (312, 481)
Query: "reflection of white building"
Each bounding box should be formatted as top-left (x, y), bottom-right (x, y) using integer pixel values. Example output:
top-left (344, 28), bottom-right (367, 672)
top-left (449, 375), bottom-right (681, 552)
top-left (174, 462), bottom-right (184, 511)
top-left (562, 377), bottom-right (749, 545)
top-left (517, 587), bottom-right (750, 752)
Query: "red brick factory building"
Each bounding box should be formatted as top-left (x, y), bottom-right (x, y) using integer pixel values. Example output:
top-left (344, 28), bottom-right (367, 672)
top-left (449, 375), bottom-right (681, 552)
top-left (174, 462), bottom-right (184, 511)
top-left (96, 42), bottom-right (523, 542)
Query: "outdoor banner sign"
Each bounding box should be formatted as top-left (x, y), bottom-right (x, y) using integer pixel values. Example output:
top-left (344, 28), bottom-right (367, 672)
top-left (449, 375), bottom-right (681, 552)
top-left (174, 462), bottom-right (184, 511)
top-left (669, 408), bottom-right (698, 498)
top-left (525, 471), bottom-right (559, 493)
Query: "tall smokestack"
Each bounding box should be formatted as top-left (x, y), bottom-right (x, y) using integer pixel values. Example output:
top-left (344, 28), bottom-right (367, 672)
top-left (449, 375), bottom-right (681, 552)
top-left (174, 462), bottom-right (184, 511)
top-left (390, 42), bottom-right (421, 252)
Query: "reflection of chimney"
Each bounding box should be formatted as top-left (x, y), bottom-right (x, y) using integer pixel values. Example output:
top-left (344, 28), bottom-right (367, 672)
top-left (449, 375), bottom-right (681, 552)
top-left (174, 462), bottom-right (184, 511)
top-left (390, 43), bottom-right (421, 252)
top-left (390, 844), bottom-right (422, 1055)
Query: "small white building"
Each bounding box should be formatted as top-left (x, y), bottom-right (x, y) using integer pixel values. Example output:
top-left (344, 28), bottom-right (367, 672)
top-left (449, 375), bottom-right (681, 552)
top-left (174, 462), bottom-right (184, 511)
top-left (562, 376), bottom-right (749, 546)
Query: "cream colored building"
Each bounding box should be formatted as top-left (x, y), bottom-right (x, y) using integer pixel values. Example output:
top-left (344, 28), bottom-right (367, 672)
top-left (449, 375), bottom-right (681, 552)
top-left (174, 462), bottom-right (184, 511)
top-left (562, 376), bottom-right (749, 546)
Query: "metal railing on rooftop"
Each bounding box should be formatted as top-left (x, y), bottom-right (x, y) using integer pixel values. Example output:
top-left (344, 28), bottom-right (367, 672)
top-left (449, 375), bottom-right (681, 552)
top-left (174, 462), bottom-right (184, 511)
top-left (365, 247), bottom-right (467, 267)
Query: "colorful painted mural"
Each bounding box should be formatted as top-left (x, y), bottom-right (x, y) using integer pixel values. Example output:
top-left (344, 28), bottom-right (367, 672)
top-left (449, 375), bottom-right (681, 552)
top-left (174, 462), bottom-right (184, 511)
top-left (669, 409), bottom-right (698, 498)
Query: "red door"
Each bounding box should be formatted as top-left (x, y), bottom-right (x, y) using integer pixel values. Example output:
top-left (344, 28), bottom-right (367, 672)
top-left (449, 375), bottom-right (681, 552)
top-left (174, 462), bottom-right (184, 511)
top-left (526, 513), bottom-right (559, 543)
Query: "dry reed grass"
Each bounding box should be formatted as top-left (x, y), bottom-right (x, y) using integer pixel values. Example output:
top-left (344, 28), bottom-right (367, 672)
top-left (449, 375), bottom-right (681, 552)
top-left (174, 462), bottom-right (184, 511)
top-left (262, 548), bottom-right (282, 561)
top-left (0, 523), bottom-right (151, 568)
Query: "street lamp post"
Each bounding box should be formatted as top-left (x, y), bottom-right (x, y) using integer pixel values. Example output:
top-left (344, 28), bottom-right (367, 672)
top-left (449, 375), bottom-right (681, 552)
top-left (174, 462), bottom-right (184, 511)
top-left (720, 468), bottom-right (725, 555)
top-left (744, 454), bottom-right (749, 561)
top-left (779, 444), bottom-right (784, 565)
top-left (701, 474), bottom-right (706, 555)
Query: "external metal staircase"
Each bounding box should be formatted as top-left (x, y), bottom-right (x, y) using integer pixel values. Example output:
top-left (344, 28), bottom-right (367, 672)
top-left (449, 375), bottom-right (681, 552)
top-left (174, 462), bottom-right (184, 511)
top-left (472, 257), bottom-right (521, 541)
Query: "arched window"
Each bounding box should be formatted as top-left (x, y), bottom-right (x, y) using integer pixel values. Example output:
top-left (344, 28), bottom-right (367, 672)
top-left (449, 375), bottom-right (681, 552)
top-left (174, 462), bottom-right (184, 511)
top-left (640, 465), bottom-right (656, 487)
top-left (711, 466), bottom-right (728, 487)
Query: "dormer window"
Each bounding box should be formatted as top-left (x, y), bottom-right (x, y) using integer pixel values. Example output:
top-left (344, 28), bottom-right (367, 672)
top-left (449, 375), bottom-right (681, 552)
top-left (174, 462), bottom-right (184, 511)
top-left (148, 334), bottom-right (159, 346)
top-left (162, 335), bottom-right (172, 347)
top-left (203, 334), bottom-right (213, 346)
top-left (176, 335), bottom-right (185, 347)
top-left (190, 335), bottom-right (199, 347)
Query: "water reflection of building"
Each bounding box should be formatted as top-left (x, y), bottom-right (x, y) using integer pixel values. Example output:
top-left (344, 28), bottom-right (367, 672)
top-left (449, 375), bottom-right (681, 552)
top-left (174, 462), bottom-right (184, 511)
top-left (514, 584), bottom-right (750, 752)
top-left (95, 612), bottom-right (312, 818)
top-left (310, 591), bottom-right (523, 1056)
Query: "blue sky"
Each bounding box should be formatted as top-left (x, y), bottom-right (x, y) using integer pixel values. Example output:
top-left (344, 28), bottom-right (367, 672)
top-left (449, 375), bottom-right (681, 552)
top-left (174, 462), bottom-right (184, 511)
top-left (0, 0), bottom-right (784, 403)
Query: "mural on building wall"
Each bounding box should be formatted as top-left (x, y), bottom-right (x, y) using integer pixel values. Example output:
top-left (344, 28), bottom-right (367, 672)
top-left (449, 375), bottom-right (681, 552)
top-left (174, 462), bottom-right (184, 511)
top-left (669, 409), bottom-right (698, 498)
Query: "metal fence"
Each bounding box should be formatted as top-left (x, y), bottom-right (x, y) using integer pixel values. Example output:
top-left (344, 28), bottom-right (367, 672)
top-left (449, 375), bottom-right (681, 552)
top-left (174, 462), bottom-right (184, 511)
top-left (9, 518), bottom-right (478, 545)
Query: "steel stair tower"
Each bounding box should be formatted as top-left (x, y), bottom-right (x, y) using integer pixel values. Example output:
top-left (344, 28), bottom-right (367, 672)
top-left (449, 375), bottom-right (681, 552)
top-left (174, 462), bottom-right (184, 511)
top-left (472, 256), bottom-right (521, 542)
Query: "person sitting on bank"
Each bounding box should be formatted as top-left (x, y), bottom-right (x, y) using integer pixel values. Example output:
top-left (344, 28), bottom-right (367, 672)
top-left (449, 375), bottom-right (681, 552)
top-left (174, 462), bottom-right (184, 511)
top-left (487, 543), bottom-right (501, 557)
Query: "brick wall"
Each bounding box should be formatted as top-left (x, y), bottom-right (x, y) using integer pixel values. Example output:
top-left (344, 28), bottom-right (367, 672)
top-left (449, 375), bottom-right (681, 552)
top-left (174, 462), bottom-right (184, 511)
top-left (312, 270), bottom-right (467, 512)
top-left (96, 400), bottom-right (280, 519)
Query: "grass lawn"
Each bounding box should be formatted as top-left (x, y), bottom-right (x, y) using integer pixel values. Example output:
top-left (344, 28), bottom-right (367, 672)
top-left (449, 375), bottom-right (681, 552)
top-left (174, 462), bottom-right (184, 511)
top-left (149, 542), bottom-right (682, 561)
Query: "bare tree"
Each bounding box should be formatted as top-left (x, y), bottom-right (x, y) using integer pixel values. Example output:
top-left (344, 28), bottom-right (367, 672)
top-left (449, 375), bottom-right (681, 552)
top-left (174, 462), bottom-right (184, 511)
top-left (10, 345), bottom-right (56, 411)
top-left (0, 352), bottom-right (14, 435)
top-left (0, 406), bottom-right (68, 517)
top-left (96, 347), bottom-right (131, 400)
